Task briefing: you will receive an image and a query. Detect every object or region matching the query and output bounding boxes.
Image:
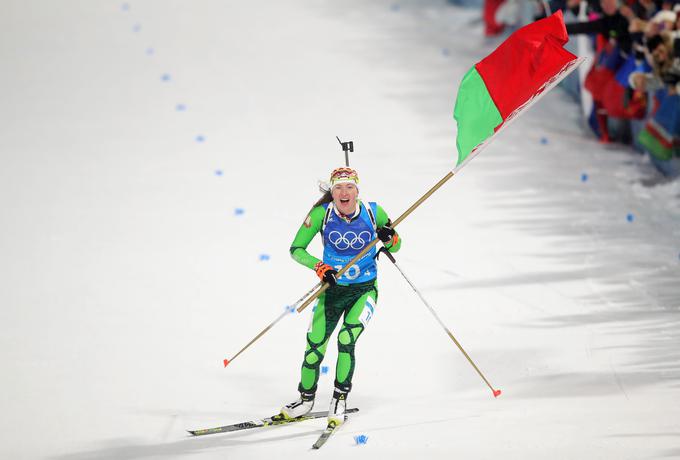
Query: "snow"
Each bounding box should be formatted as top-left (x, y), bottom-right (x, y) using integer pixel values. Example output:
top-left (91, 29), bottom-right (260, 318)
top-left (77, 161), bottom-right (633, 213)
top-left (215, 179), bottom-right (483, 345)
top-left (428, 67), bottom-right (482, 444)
top-left (0, 0), bottom-right (679, 459)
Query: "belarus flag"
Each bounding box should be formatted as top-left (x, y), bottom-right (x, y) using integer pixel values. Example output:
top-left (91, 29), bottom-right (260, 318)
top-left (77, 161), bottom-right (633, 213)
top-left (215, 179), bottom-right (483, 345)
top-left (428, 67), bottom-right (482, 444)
top-left (453, 12), bottom-right (581, 166)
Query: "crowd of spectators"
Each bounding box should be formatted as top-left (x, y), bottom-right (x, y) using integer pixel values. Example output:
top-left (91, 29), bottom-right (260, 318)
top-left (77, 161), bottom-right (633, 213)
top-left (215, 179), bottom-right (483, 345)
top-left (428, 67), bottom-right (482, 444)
top-left (485, 0), bottom-right (680, 179)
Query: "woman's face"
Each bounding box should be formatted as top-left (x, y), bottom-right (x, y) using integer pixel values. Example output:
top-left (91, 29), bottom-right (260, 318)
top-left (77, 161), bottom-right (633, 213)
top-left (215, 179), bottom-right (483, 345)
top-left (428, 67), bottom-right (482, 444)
top-left (332, 183), bottom-right (358, 215)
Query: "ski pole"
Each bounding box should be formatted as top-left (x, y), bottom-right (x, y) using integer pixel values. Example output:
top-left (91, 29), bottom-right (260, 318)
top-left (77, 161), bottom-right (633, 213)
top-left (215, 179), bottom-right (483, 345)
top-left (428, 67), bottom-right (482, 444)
top-left (376, 247), bottom-right (501, 398)
top-left (222, 282), bottom-right (321, 367)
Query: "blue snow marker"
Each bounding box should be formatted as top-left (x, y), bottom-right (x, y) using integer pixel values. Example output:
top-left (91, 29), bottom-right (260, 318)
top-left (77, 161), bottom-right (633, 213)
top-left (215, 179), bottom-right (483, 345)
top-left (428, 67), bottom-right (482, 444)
top-left (176, 103), bottom-right (186, 112)
top-left (132, 23), bottom-right (141, 32)
top-left (321, 365), bottom-right (329, 375)
top-left (442, 48), bottom-right (450, 57)
top-left (259, 254), bottom-right (270, 261)
top-left (354, 435), bottom-right (368, 445)
top-left (161, 73), bottom-right (171, 82)
top-left (234, 208), bottom-right (245, 216)
top-left (145, 47), bottom-right (155, 56)
top-left (581, 173), bottom-right (588, 182)
top-left (214, 169), bottom-right (223, 176)
top-left (626, 213), bottom-right (634, 222)
top-left (540, 137), bottom-right (548, 145)
top-left (195, 135), bottom-right (205, 143)
top-left (391, 4), bottom-right (400, 11)
top-left (121, 3), bottom-right (130, 11)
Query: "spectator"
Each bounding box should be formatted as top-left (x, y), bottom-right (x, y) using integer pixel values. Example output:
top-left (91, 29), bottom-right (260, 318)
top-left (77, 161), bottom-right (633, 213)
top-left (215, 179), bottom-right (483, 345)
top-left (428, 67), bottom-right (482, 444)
top-left (565, 0), bottom-right (633, 54)
top-left (629, 33), bottom-right (674, 92)
top-left (633, 33), bottom-right (680, 177)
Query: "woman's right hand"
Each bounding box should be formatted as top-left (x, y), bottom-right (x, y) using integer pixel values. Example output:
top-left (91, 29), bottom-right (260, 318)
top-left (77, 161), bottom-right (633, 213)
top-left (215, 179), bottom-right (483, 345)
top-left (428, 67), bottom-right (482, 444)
top-left (314, 262), bottom-right (338, 286)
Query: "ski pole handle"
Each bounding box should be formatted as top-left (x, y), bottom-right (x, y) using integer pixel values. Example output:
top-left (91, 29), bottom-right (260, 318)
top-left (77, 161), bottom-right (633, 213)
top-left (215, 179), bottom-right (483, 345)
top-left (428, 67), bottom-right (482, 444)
top-left (375, 246), bottom-right (396, 264)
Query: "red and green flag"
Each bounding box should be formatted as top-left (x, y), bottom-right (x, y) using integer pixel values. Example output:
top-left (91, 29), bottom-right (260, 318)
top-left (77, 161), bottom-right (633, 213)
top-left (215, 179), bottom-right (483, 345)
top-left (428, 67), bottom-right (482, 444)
top-left (637, 96), bottom-right (680, 161)
top-left (453, 11), bottom-right (579, 166)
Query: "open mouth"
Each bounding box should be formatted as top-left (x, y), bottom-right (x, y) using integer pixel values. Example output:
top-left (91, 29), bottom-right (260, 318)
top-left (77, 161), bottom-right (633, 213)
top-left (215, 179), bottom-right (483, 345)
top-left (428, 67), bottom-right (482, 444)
top-left (340, 198), bottom-right (350, 204)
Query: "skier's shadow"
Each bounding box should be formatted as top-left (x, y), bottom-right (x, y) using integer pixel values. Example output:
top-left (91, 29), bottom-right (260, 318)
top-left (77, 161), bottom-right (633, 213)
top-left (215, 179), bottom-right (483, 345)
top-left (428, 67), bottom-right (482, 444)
top-left (51, 427), bottom-right (321, 460)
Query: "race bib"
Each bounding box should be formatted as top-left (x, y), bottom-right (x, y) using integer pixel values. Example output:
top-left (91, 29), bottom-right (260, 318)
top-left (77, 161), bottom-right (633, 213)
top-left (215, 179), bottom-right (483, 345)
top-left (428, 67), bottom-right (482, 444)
top-left (358, 297), bottom-right (376, 328)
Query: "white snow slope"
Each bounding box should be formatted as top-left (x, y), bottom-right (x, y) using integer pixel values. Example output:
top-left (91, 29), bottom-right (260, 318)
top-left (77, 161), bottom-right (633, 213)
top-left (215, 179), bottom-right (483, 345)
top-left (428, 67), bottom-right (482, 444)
top-left (1, 1), bottom-right (679, 459)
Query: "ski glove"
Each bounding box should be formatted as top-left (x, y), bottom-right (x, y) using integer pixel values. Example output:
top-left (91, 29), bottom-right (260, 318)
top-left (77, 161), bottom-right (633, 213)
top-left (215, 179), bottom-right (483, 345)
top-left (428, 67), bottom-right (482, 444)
top-left (314, 262), bottom-right (338, 286)
top-left (377, 221), bottom-right (396, 244)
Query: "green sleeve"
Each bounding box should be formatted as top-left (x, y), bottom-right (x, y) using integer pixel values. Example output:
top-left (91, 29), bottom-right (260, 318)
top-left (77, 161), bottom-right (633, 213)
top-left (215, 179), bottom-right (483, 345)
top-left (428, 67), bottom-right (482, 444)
top-left (375, 204), bottom-right (402, 253)
top-left (290, 205), bottom-right (326, 270)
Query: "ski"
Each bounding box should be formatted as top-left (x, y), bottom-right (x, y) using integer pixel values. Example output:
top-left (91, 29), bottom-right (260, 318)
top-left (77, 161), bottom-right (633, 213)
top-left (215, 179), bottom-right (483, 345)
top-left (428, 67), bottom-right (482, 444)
top-left (187, 408), bottom-right (359, 437)
top-left (311, 418), bottom-right (346, 450)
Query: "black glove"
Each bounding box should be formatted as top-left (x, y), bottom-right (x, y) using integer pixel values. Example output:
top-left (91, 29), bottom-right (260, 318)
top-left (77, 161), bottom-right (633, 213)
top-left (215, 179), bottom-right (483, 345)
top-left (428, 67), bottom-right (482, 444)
top-left (377, 221), bottom-right (396, 244)
top-left (314, 262), bottom-right (338, 286)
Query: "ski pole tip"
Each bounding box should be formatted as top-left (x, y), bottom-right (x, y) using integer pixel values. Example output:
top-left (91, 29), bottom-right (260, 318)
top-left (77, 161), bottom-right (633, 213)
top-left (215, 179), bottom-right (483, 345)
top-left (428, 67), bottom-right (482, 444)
top-left (223, 358), bottom-right (230, 368)
top-left (493, 389), bottom-right (502, 398)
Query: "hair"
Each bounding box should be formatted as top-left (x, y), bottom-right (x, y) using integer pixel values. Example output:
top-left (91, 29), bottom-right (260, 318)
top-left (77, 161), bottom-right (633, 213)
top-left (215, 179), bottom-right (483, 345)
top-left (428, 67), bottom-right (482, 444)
top-left (311, 190), bottom-right (333, 210)
top-left (648, 32), bottom-right (674, 77)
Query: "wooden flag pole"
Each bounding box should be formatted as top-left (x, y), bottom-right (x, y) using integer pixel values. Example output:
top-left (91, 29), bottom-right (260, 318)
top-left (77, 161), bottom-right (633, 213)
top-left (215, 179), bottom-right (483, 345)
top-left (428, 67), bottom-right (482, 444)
top-left (297, 57), bottom-right (585, 313)
top-left (225, 56), bottom-right (586, 366)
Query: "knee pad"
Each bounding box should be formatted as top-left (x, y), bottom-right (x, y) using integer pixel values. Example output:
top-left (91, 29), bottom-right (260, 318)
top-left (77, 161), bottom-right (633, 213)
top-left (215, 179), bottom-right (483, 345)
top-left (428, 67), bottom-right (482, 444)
top-left (303, 338), bottom-right (325, 368)
top-left (337, 324), bottom-right (363, 354)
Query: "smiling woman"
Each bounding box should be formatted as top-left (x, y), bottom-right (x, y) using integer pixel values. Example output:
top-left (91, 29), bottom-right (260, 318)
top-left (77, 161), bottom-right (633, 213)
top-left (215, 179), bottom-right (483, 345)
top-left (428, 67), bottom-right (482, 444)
top-left (330, 168), bottom-right (360, 216)
top-left (282, 167), bottom-right (402, 426)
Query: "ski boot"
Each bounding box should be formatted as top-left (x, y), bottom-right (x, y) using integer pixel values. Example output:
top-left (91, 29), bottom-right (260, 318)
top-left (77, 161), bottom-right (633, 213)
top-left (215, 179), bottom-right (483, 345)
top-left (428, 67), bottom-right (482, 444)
top-left (327, 387), bottom-right (348, 426)
top-left (280, 391), bottom-right (315, 419)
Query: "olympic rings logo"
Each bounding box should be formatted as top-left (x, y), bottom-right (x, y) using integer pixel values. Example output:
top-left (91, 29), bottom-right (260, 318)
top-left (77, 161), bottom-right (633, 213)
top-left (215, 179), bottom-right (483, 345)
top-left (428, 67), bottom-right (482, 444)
top-left (327, 230), bottom-right (372, 250)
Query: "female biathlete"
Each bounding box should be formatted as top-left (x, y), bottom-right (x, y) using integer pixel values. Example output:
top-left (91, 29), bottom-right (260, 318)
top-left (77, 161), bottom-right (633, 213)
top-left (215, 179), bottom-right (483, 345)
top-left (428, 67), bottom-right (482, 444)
top-left (280, 167), bottom-right (401, 425)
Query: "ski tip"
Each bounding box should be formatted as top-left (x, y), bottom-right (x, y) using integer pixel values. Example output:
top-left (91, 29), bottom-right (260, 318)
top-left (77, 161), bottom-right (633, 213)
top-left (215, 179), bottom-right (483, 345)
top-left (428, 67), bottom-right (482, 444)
top-left (223, 358), bottom-right (230, 368)
top-left (493, 389), bottom-right (502, 398)
top-left (187, 430), bottom-right (197, 436)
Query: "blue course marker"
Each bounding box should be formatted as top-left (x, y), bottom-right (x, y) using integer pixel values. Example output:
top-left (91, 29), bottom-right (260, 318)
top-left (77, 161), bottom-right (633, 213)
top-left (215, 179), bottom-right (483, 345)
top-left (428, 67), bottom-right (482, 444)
top-left (234, 208), bottom-right (245, 216)
top-left (626, 213), bottom-right (635, 222)
top-left (391, 4), bottom-right (400, 11)
top-left (214, 169), bottom-right (223, 176)
top-left (581, 173), bottom-right (588, 182)
top-left (321, 365), bottom-right (329, 375)
top-left (132, 23), bottom-right (141, 32)
top-left (176, 103), bottom-right (187, 112)
top-left (259, 254), bottom-right (270, 261)
top-left (442, 48), bottom-right (450, 57)
top-left (121, 3), bottom-right (130, 11)
top-left (146, 47), bottom-right (155, 56)
top-left (195, 135), bottom-right (206, 143)
top-left (540, 137), bottom-right (548, 145)
top-left (354, 435), bottom-right (369, 445)
top-left (161, 73), bottom-right (171, 82)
